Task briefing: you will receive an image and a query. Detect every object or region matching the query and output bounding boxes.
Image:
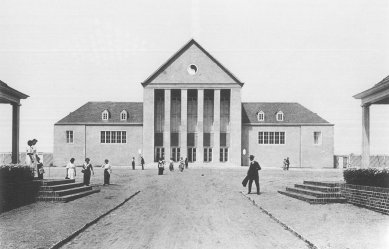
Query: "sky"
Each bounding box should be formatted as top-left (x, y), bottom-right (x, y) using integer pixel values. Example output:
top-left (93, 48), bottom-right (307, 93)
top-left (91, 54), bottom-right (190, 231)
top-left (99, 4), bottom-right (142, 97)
top-left (0, 0), bottom-right (388, 155)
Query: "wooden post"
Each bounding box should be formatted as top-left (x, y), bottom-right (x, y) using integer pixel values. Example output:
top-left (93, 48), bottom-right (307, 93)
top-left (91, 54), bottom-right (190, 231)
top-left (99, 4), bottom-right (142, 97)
top-left (12, 103), bottom-right (20, 164)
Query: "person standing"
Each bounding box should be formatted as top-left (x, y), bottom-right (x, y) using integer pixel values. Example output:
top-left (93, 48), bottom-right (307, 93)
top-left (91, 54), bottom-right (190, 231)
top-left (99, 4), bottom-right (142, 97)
top-left (247, 155), bottom-right (261, 195)
top-left (157, 158), bottom-right (164, 175)
top-left (169, 158), bottom-right (174, 171)
top-left (102, 159), bottom-right (112, 185)
top-left (66, 158), bottom-right (76, 180)
top-left (25, 140), bottom-right (34, 168)
top-left (185, 157), bottom-right (188, 169)
top-left (179, 157), bottom-right (184, 172)
top-left (82, 158), bottom-right (94, 186)
top-left (286, 157), bottom-right (290, 170)
top-left (132, 157), bottom-right (135, 170)
top-left (140, 156), bottom-right (145, 170)
top-left (31, 139), bottom-right (38, 177)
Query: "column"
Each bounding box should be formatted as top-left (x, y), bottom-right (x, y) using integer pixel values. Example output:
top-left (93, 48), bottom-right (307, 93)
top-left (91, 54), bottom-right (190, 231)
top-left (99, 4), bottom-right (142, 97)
top-left (142, 88), bottom-right (154, 164)
top-left (197, 89), bottom-right (204, 162)
top-left (229, 88), bottom-right (242, 165)
top-left (213, 89), bottom-right (220, 162)
top-left (11, 103), bottom-right (20, 164)
top-left (361, 104), bottom-right (370, 168)
top-left (180, 89), bottom-right (187, 159)
top-left (164, 89), bottom-right (171, 161)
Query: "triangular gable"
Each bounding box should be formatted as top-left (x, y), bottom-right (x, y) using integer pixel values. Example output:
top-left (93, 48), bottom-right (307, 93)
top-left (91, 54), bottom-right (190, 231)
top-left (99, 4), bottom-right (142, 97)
top-left (142, 39), bottom-right (243, 86)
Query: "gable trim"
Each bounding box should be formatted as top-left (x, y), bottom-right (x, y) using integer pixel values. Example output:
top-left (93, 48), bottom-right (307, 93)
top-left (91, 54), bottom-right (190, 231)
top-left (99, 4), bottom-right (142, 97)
top-left (141, 39), bottom-right (244, 87)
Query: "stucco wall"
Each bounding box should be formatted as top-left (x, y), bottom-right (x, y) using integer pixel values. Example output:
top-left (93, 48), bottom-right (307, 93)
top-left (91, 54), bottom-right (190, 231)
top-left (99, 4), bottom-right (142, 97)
top-left (242, 125), bottom-right (333, 168)
top-left (300, 126), bottom-right (334, 168)
top-left (53, 125), bottom-right (86, 166)
top-left (242, 125), bottom-right (301, 168)
top-left (85, 125), bottom-right (143, 166)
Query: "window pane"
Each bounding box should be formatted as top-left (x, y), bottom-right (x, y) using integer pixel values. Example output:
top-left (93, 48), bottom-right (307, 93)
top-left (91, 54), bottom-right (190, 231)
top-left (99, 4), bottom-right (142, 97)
top-left (280, 132), bottom-right (285, 144)
top-left (106, 131), bottom-right (110, 143)
top-left (101, 131), bottom-right (105, 143)
top-left (111, 131), bottom-right (116, 143)
top-left (275, 132), bottom-right (279, 144)
top-left (204, 148), bottom-right (207, 161)
top-left (264, 132), bottom-right (269, 144)
top-left (225, 148), bottom-right (228, 161)
top-left (122, 131), bottom-right (126, 143)
top-left (193, 148), bottom-right (196, 161)
top-left (258, 132), bottom-right (263, 144)
top-left (269, 132), bottom-right (274, 144)
top-left (220, 148), bottom-right (223, 162)
top-left (209, 148), bottom-right (212, 161)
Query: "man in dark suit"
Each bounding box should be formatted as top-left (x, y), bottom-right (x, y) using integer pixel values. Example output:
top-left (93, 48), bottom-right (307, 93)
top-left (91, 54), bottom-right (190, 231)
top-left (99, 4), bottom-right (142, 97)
top-left (247, 155), bottom-right (261, 194)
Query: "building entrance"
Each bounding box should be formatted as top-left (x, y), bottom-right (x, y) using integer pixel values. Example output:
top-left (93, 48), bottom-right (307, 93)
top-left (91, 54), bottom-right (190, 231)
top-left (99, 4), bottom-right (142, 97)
top-left (204, 147), bottom-right (212, 162)
top-left (155, 147), bottom-right (164, 161)
top-left (187, 148), bottom-right (196, 162)
top-left (171, 147), bottom-right (180, 162)
top-left (220, 147), bottom-right (228, 162)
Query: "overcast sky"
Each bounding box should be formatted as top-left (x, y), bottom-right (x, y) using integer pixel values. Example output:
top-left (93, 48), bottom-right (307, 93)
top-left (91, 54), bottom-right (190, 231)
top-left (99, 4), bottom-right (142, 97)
top-left (0, 0), bottom-right (388, 155)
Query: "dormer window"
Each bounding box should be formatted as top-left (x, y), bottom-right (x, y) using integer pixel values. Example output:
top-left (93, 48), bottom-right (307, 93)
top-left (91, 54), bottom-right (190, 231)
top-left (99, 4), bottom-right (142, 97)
top-left (102, 110), bottom-right (109, 121)
top-left (120, 110), bottom-right (128, 121)
top-left (257, 111), bottom-right (265, 121)
top-left (276, 111), bottom-right (284, 121)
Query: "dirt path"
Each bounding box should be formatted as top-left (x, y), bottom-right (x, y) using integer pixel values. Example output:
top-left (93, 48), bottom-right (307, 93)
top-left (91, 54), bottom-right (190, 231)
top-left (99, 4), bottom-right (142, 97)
top-left (63, 169), bottom-right (309, 249)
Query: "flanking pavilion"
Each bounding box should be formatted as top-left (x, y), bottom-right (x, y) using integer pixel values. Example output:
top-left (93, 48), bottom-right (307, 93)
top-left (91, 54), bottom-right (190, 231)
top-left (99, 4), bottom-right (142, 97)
top-left (0, 80), bottom-right (29, 164)
top-left (354, 75), bottom-right (389, 168)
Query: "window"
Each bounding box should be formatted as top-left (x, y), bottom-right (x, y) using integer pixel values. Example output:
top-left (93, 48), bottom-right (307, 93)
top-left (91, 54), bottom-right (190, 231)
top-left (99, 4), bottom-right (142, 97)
top-left (258, 131), bottom-right (285, 144)
top-left (66, 131), bottom-right (73, 143)
top-left (257, 111), bottom-right (264, 121)
top-left (187, 64), bottom-right (198, 75)
top-left (120, 110), bottom-right (127, 121)
top-left (100, 131), bottom-right (126, 144)
top-left (276, 111), bottom-right (284, 121)
top-left (102, 110), bottom-right (109, 120)
top-left (314, 131), bottom-right (322, 145)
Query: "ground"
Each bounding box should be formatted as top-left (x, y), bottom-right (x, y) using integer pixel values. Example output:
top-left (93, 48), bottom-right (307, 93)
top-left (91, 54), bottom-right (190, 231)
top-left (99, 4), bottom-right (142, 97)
top-left (0, 165), bottom-right (388, 249)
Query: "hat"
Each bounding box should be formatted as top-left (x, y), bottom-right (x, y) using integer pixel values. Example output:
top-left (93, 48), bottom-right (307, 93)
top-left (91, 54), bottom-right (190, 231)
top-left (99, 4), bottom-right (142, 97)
top-left (249, 155), bottom-right (255, 160)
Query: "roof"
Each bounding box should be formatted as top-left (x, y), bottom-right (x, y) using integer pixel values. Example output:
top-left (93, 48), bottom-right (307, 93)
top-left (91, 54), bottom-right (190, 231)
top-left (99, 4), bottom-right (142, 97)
top-left (56, 102), bottom-right (143, 125)
top-left (0, 80), bottom-right (29, 104)
top-left (141, 39), bottom-right (244, 87)
top-left (353, 75), bottom-right (389, 103)
top-left (242, 102), bottom-right (332, 125)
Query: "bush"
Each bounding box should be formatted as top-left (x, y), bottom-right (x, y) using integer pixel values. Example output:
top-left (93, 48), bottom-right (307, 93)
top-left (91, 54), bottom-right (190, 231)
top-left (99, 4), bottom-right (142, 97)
top-left (343, 168), bottom-right (389, 188)
top-left (0, 164), bottom-right (34, 183)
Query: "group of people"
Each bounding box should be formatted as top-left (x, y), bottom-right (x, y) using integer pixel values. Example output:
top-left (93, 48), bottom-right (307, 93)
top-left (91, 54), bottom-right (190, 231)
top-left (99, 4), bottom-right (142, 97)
top-left (26, 139), bottom-right (44, 179)
top-left (131, 156), bottom-right (145, 170)
top-left (158, 157), bottom-right (188, 175)
top-left (283, 157), bottom-right (290, 170)
top-left (65, 158), bottom-right (112, 186)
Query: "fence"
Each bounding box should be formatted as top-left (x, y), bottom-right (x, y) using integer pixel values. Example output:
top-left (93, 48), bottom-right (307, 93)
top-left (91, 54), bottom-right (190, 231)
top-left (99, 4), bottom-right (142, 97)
top-left (0, 153), bottom-right (53, 166)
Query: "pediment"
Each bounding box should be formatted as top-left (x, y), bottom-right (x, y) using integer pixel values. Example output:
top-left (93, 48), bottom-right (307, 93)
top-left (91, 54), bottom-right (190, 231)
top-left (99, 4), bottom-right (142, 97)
top-left (142, 39), bottom-right (243, 86)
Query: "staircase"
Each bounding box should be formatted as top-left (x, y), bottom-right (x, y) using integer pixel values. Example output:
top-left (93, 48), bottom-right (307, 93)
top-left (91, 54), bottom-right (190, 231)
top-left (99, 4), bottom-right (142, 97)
top-left (278, 180), bottom-right (346, 204)
top-left (36, 179), bottom-right (100, 202)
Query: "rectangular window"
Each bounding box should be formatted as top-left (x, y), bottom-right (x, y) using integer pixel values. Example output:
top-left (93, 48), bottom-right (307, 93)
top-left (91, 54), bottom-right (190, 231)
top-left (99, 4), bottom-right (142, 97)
top-left (269, 132), bottom-right (274, 144)
top-left (280, 132), bottom-right (285, 144)
top-left (264, 132), bottom-right (269, 144)
top-left (66, 131), bottom-right (73, 143)
top-left (275, 132), bottom-right (279, 144)
top-left (100, 131), bottom-right (126, 144)
top-left (258, 132), bottom-right (263, 144)
top-left (314, 131), bottom-right (322, 145)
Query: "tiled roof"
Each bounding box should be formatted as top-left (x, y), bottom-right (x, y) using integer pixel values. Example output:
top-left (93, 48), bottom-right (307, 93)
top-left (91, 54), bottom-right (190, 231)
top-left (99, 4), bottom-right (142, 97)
top-left (56, 102), bottom-right (143, 124)
top-left (242, 102), bottom-right (331, 125)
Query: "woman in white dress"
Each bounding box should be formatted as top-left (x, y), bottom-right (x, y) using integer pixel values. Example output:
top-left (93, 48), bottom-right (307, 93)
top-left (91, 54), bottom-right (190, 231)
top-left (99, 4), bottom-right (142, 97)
top-left (25, 140), bottom-right (34, 167)
top-left (31, 139), bottom-right (38, 176)
top-left (66, 158), bottom-right (76, 179)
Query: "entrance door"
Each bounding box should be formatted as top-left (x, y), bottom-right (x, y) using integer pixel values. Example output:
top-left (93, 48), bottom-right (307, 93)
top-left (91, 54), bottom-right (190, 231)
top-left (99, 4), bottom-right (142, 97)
top-left (171, 147), bottom-right (180, 162)
top-left (204, 147), bottom-right (212, 162)
top-left (154, 147), bottom-right (164, 161)
top-left (220, 147), bottom-right (228, 162)
top-left (187, 148), bottom-right (196, 162)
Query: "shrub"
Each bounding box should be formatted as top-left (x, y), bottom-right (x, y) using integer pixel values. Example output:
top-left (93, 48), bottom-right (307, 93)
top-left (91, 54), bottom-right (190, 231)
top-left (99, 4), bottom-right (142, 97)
top-left (0, 164), bottom-right (34, 183)
top-left (343, 168), bottom-right (389, 188)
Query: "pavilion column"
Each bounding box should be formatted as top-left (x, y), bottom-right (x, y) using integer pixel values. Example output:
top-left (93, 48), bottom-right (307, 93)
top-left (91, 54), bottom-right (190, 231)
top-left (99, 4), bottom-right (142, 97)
top-left (197, 89), bottom-right (204, 163)
top-left (361, 104), bottom-right (370, 168)
top-left (180, 89), bottom-right (187, 160)
top-left (163, 89), bottom-right (171, 161)
top-left (12, 103), bottom-right (20, 164)
top-left (213, 89), bottom-right (220, 162)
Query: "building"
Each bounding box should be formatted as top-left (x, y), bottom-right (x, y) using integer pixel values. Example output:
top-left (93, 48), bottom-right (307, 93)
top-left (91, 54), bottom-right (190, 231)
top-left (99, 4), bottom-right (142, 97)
top-left (54, 39), bottom-right (333, 167)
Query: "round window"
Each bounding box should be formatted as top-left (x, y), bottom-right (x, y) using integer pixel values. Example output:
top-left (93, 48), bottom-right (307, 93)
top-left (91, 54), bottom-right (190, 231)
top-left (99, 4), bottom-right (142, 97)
top-left (187, 64), bottom-right (198, 75)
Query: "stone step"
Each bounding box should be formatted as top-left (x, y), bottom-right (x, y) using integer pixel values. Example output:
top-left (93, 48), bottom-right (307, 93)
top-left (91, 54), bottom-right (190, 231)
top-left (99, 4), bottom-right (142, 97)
top-left (37, 189), bottom-right (100, 202)
top-left (295, 183), bottom-right (340, 192)
top-left (38, 186), bottom-right (92, 197)
top-left (303, 181), bottom-right (341, 188)
top-left (40, 182), bottom-right (85, 191)
top-left (286, 187), bottom-right (343, 198)
top-left (278, 190), bottom-right (347, 204)
top-left (41, 179), bottom-right (75, 186)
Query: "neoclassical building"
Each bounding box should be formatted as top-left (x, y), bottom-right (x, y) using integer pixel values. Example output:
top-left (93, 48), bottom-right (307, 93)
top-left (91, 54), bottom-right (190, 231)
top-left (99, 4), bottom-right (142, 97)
top-left (54, 39), bottom-right (334, 167)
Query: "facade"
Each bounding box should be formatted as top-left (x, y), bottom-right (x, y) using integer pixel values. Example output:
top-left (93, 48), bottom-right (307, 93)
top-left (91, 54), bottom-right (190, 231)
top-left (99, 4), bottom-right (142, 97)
top-left (54, 39), bottom-right (334, 167)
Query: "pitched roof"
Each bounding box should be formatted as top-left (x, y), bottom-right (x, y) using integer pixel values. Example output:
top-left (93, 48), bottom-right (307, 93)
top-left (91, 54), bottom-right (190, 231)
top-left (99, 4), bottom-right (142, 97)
top-left (56, 102), bottom-right (143, 125)
top-left (353, 74), bottom-right (389, 100)
top-left (0, 80), bottom-right (29, 103)
top-left (242, 102), bottom-right (332, 125)
top-left (141, 39), bottom-right (244, 87)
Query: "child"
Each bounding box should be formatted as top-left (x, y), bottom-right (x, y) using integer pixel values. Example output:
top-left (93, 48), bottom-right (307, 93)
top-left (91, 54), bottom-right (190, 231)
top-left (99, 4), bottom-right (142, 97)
top-left (102, 159), bottom-right (112, 185)
top-left (36, 155), bottom-right (44, 180)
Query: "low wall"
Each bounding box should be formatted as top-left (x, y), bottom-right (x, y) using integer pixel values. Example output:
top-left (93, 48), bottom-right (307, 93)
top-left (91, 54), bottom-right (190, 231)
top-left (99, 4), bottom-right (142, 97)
top-left (0, 181), bottom-right (41, 213)
top-left (340, 184), bottom-right (389, 215)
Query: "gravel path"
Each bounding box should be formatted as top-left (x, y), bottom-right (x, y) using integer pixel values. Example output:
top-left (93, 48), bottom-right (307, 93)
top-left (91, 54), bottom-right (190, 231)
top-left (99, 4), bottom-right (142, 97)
top-left (62, 169), bottom-right (309, 249)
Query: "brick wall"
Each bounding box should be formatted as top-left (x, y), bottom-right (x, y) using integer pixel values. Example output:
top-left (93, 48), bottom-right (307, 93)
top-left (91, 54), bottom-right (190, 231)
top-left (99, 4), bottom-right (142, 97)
top-left (340, 184), bottom-right (389, 215)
